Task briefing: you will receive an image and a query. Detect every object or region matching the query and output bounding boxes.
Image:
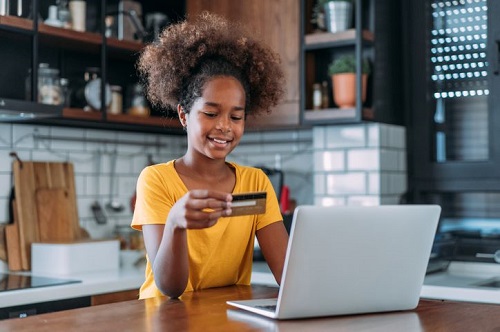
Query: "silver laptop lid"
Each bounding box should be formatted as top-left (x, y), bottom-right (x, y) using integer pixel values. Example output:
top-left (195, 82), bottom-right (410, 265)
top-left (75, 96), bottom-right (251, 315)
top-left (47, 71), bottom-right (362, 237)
top-left (276, 205), bottom-right (441, 319)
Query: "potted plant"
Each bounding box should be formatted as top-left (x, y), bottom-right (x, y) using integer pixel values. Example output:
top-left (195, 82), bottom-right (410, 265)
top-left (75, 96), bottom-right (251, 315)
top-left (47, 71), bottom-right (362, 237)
top-left (328, 54), bottom-right (370, 109)
top-left (316, 0), bottom-right (353, 33)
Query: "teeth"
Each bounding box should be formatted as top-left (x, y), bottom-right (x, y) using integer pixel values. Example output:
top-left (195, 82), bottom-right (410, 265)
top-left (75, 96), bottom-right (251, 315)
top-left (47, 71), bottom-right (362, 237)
top-left (213, 138), bottom-right (227, 144)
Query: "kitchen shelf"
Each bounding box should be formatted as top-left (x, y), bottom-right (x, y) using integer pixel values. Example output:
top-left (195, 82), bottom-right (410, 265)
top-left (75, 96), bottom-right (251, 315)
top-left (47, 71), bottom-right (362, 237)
top-left (304, 29), bottom-right (374, 50)
top-left (0, 16), bottom-right (143, 56)
top-left (0, 15), bottom-right (33, 33)
top-left (58, 108), bottom-right (183, 133)
top-left (303, 107), bottom-right (374, 124)
top-left (300, 0), bottom-right (377, 126)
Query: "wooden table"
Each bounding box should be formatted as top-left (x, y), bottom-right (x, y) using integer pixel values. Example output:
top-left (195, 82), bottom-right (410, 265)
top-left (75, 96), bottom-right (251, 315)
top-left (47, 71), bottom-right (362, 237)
top-left (2, 285), bottom-right (500, 331)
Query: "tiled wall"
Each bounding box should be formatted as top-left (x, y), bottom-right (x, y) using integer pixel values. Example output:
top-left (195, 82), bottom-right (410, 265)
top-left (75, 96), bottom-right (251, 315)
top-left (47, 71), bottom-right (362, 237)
top-left (312, 123), bottom-right (407, 206)
top-left (0, 123), bottom-right (313, 238)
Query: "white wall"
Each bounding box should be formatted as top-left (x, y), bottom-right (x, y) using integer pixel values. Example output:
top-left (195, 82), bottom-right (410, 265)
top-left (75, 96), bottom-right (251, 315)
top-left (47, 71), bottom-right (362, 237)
top-left (0, 123), bottom-right (313, 238)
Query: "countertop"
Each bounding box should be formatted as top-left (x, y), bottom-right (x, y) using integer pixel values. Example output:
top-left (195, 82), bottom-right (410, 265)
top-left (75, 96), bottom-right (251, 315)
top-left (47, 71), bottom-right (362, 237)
top-left (1, 261), bottom-right (499, 308)
top-left (4, 284), bottom-right (500, 332)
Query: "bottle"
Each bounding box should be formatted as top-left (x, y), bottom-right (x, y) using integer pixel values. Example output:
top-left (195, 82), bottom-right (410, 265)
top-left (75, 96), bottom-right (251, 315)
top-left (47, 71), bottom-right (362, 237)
top-left (69, 0), bottom-right (86, 32)
top-left (60, 78), bottom-right (71, 107)
top-left (57, 0), bottom-right (72, 29)
top-left (109, 85), bottom-right (123, 114)
top-left (321, 81), bottom-right (329, 108)
top-left (44, 5), bottom-right (62, 27)
top-left (312, 83), bottom-right (322, 110)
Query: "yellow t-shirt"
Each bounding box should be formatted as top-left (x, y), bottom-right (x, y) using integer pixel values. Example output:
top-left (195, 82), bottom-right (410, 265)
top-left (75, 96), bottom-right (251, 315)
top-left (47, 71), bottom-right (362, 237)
top-left (131, 160), bottom-right (283, 299)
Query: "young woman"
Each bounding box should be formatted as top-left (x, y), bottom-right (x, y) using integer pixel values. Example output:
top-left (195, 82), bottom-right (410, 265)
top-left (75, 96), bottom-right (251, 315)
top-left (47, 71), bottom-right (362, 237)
top-left (132, 12), bottom-right (289, 299)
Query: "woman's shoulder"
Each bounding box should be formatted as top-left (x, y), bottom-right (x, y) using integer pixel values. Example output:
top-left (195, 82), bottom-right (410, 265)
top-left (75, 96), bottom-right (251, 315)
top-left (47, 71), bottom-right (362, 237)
top-left (140, 160), bottom-right (176, 179)
top-left (229, 162), bottom-right (264, 175)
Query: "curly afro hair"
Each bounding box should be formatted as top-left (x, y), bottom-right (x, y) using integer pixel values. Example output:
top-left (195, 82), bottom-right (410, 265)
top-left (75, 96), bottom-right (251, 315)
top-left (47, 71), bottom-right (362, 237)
top-left (137, 12), bottom-right (285, 116)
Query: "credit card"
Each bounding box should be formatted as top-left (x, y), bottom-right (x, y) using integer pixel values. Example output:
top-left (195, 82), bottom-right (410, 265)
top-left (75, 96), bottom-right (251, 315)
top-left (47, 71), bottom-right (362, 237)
top-left (229, 192), bottom-right (267, 217)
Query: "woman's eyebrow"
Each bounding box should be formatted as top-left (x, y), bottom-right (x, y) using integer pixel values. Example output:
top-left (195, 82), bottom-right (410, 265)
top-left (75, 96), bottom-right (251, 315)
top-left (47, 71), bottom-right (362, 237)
top-left (204, 101), bottom-right (245, 111)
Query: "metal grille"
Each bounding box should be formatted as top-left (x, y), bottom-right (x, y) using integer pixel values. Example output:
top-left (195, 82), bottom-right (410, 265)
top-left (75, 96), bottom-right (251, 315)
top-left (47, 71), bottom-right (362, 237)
top-left (429, 0), bottom-right (489, 162)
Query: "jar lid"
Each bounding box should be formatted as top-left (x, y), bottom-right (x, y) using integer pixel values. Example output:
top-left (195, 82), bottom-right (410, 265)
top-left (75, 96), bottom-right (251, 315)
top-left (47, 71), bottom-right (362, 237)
top-left (110, 85), bottom-right (122, 92)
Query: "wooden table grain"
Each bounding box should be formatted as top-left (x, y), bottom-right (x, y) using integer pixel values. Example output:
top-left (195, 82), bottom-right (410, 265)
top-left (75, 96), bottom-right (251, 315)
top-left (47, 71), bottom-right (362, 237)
top-left (1, 285), bottom-right (500, 331)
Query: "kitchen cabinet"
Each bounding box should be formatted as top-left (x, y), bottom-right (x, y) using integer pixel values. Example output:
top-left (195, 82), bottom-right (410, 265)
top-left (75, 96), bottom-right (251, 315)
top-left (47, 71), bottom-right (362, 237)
top-left (301, 0), bottom-right (403, 126)
top-left (0, 1), bottom-right (185, 134)
top-left (403, 0), bottom-right (500, 263)
top-left (186, 0), bottom-right (301, 130)
top-left (0, 0), bottom-right (301, 132)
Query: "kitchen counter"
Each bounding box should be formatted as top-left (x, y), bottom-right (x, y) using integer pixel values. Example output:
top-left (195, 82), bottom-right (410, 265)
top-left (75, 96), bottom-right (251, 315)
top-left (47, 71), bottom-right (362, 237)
top-left (2, 261), bottom-right (499, 309)
top-left (422, 261), bottom-right (500, 305)
top-left (0, 262), bottom-right (275, 308)
top-left (3, 284), bottom-right (500, 331)
top-left (0, 266), bottom-right (145, 308)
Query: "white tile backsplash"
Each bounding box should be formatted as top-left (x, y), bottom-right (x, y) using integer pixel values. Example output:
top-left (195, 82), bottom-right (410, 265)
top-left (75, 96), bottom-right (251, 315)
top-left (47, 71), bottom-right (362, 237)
top-left (347, 149), bottom-right (379, 171)
top-left (0, 123), bottom-right (12, 146)
top-left (314, 123), bottom-right (407, 206)
top-left (0, 149), bottom-right (12, 172)
top-left (0, 121), bottom-right (406, 234)
top-left (315, 150), bottom-right (345, 171)
top-left (326, 172), bottom-right (366, 194)
top-left (326, 125), bottom-right (366, 149)
top-left (0, 123), bottom-right (314, 237)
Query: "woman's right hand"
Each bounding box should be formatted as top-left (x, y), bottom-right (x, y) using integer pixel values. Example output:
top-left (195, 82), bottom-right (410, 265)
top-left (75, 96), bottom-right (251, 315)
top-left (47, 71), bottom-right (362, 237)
top-left (167, 189), bottom-right (232, 230)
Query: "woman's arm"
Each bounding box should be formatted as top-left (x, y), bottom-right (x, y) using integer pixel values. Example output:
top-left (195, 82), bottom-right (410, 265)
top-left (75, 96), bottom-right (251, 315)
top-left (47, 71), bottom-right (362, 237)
top-left (256, 221), bottom-right (289, 285)
top-left (142, 190), bottom-right (232, 298)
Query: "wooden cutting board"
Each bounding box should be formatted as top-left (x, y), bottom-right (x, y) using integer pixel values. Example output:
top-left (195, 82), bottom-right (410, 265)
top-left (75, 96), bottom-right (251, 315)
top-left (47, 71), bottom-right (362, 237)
top-left (5, 199), bottom-right (22, 271)
top-left (35, 188), bottom-right (76, 242)
top-left (0, 224), bottom-right (6, 262)
top-left (13, 160), bottom-right (83, 270)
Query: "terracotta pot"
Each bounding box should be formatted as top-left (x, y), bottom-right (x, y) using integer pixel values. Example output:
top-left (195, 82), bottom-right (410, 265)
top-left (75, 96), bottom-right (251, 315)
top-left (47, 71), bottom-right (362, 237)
top-left (332, 73), bottom-right (367, 109)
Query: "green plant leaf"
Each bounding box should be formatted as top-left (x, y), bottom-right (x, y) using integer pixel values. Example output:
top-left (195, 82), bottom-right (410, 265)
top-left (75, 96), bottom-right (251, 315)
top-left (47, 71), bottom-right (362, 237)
top-left (328, 55), bottom-right (371, 75)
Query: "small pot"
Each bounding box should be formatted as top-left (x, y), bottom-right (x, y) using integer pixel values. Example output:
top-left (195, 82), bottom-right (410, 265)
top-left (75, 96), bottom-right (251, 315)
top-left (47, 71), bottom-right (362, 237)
top-left (324, 1), bottom-right (353, 33)
top-left (331, 73), bottom-right (367, 109)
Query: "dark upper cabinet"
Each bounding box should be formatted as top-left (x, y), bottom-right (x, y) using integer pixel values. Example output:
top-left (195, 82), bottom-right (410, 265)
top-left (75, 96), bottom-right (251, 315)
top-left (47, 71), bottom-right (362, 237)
top-left (301, 0), bottom-right (403, 126)
top-left (404, 0), bottom-right (500, 246)
top-left (405, 0), bottom-right (500, 192)
top-left (0, 1), bottom-right (184, 133)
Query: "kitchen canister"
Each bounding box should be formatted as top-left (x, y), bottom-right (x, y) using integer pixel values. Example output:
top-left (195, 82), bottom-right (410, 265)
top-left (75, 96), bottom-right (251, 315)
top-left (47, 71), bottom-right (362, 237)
top-left (69, 0), bottom-right (86, 32)
top-left (38, 63), bottom-right (63, 105)
top-left (109, 85), bottom-right (123, 114)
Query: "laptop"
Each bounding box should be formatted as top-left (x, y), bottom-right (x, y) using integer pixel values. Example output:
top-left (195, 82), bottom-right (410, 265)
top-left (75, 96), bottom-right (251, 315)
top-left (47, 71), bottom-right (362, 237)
top-left (227, 205), bottom-right (441, 320)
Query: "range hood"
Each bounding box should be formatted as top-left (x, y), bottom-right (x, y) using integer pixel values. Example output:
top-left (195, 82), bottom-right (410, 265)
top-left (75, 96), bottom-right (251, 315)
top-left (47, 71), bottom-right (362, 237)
top-left (0, 98), bottom-right (62, 122)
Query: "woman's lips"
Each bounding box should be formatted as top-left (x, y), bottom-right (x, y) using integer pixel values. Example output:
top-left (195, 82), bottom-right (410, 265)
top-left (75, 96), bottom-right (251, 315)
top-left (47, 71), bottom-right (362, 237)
top-left (208, 136), bottom-right (233, 147)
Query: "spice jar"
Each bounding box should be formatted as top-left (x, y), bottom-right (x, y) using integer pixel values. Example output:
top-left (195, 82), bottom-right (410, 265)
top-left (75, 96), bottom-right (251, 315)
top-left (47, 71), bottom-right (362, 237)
top-left (108, 85), bottom-right (123, 114)
top-left (312, 83), bottom-right (322, 110)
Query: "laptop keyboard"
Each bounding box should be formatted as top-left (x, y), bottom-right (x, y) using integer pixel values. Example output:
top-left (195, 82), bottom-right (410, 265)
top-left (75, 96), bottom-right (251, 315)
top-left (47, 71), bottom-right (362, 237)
top-left (255, 305), bottom-right (277, 312)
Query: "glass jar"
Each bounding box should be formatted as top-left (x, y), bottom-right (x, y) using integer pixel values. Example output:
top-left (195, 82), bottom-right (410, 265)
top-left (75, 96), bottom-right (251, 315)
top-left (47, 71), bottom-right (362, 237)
top-left (38, 63), bottom-right (63, 105)
top-left (127, 83), bottom-right (150, 117)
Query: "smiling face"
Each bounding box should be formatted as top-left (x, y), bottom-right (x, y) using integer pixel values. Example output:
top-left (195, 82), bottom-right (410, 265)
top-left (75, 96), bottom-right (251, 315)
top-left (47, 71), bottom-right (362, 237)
top-left (179, 76), bottom-right (246, 161)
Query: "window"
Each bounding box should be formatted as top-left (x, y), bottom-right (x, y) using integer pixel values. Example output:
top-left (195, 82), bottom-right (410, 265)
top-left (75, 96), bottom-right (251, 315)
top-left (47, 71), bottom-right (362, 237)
top-left (429, 0), bottom-right (488, 162)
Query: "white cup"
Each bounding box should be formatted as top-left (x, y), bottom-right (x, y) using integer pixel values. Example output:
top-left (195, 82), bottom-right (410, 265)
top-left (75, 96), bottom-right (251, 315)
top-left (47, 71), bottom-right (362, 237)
top-left (69, 0), bottom-right (86, 32)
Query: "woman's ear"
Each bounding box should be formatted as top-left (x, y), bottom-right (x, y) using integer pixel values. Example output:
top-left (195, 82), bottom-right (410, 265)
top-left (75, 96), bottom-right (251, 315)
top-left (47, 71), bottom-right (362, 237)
top-left (177, 104), bottom-right (187, 129)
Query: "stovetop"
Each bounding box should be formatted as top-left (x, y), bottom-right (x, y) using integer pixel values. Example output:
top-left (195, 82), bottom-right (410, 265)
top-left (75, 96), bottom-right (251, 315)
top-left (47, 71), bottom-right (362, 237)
top-left (0, 273), bottom-right (80, 292)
